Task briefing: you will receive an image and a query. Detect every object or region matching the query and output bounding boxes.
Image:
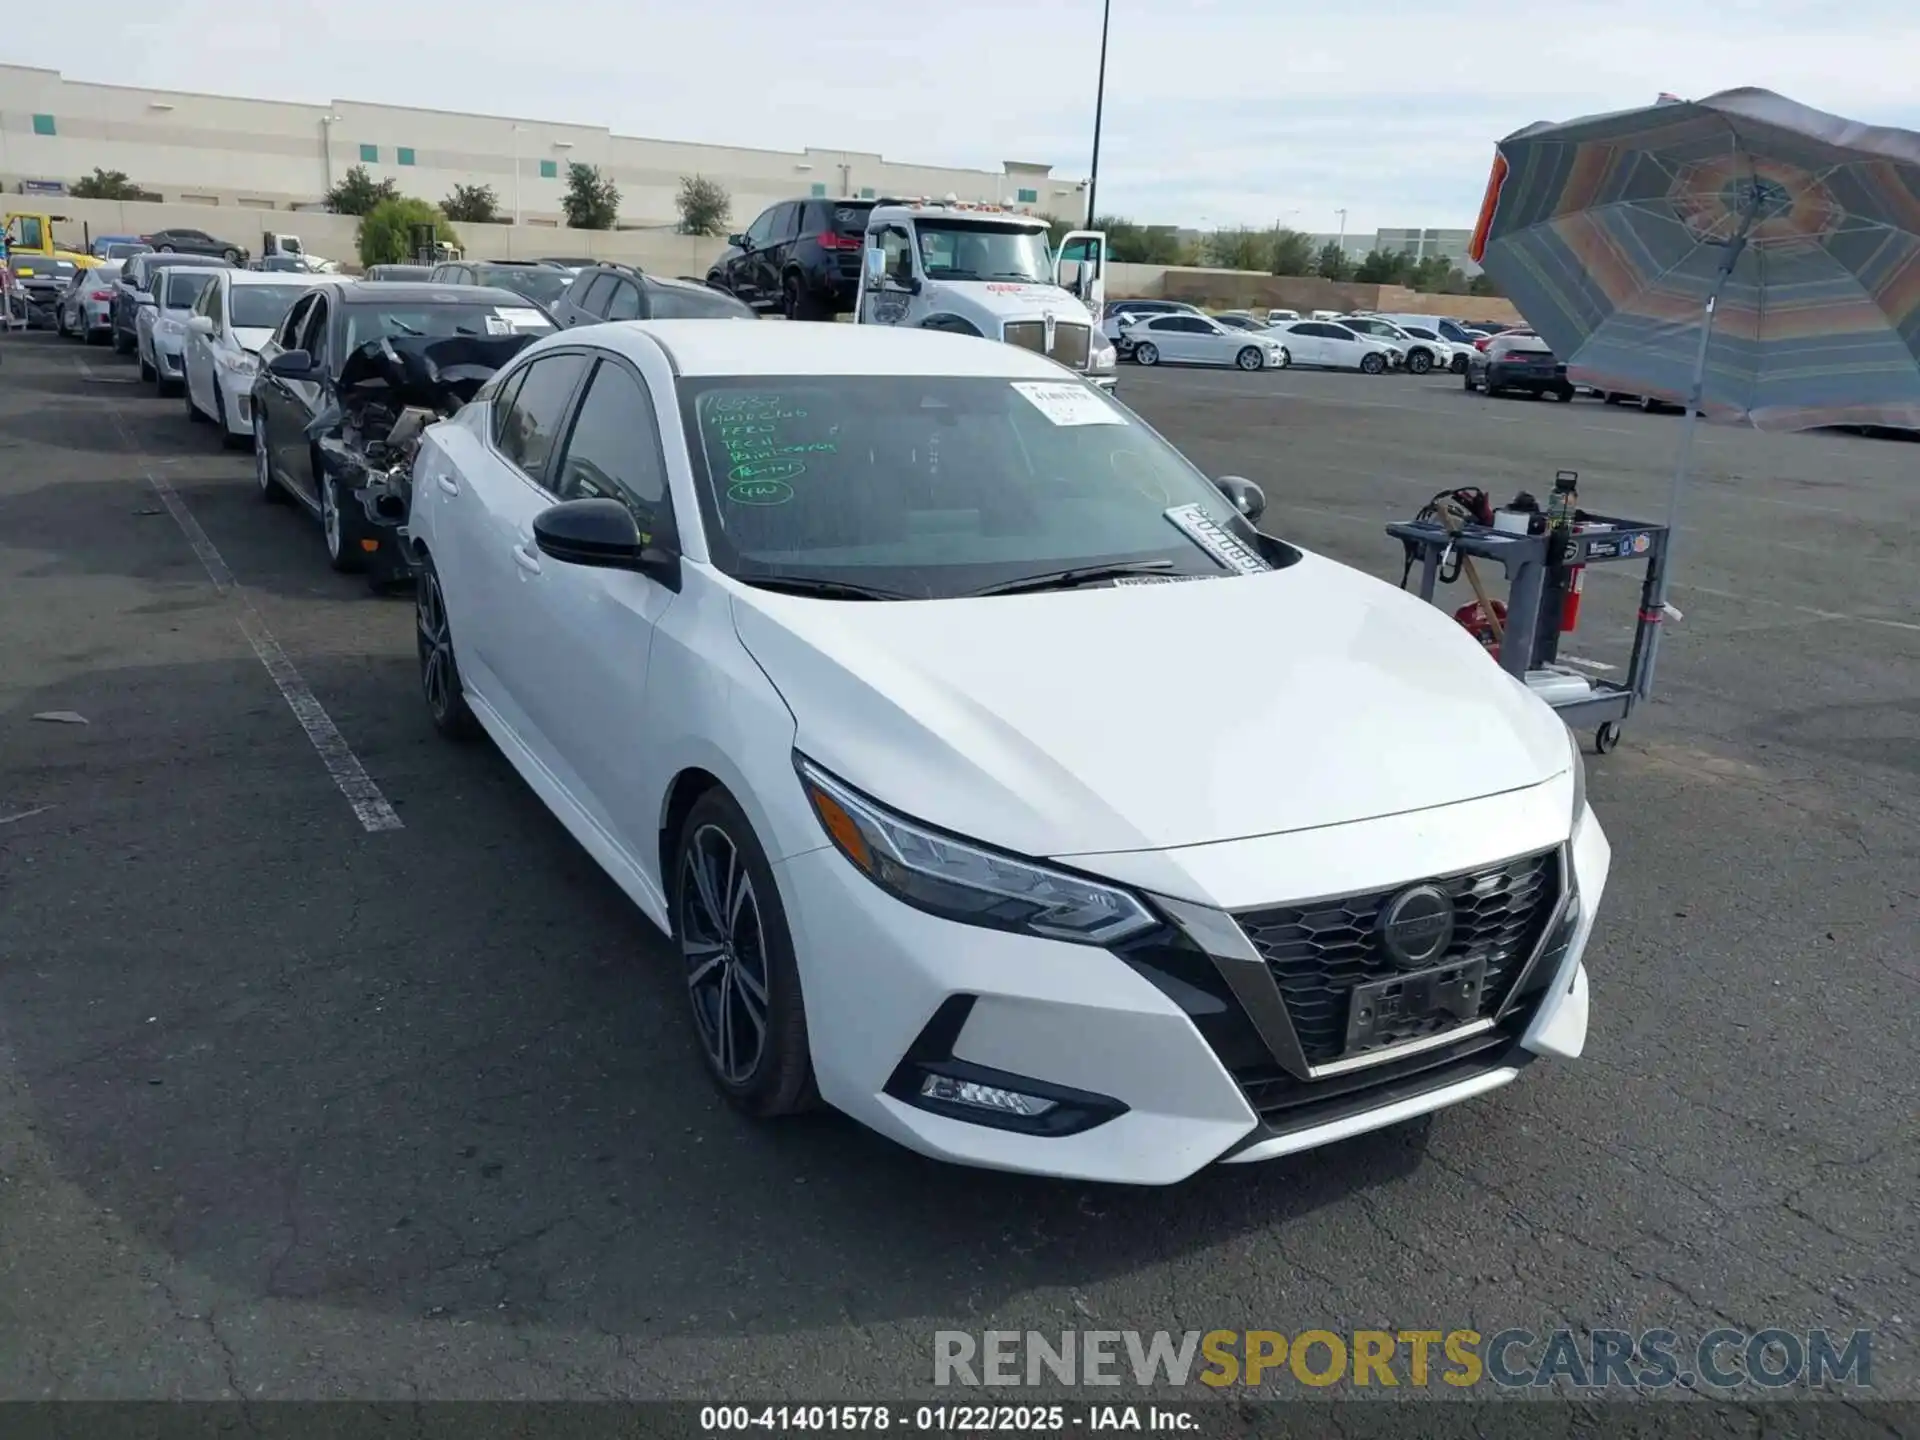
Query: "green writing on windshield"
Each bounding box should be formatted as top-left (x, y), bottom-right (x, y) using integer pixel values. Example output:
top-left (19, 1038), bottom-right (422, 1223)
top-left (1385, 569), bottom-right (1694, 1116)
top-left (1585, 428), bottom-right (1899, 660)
top-left (706, 394), bottom-right (836, 505)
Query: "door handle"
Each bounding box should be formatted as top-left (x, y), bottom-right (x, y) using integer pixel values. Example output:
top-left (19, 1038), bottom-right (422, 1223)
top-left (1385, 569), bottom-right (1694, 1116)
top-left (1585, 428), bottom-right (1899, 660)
top-left (437, 474), bottom-right (460, 496)
top-left (512, 544), bottom-right (541, 575)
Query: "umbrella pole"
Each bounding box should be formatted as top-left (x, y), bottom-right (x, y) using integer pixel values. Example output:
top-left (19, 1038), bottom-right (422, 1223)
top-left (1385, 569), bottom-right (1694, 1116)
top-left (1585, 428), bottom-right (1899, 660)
top-left (1638, 222), bottom-right (1749, 701)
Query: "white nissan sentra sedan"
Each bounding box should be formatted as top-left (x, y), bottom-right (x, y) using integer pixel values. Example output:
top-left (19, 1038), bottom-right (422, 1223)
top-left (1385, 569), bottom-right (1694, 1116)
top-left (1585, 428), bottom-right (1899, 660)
top-left (404, 321), bottom-right (1609, 1185)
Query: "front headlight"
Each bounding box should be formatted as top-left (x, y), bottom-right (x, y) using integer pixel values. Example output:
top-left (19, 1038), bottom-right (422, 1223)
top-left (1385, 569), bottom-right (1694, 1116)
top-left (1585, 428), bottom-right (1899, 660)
top-left (1089, 335), bottom-right (1117, 370)
top-left (1567, 726), bottom-right (1588, 827)
top-left (796, 756), bottom-right (1157, 945)
top-left (218, 349), bottom-right (259, 375)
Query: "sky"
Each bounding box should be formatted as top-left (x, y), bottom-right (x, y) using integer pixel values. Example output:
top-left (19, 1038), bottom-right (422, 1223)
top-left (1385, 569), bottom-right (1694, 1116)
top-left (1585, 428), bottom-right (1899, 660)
top-left (14, 0), bottom-right (1920, 236)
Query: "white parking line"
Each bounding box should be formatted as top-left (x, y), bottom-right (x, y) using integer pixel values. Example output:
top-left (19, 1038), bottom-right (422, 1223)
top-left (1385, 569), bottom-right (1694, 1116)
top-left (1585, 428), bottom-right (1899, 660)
top-left (101, 405), bottom-right (404, 834)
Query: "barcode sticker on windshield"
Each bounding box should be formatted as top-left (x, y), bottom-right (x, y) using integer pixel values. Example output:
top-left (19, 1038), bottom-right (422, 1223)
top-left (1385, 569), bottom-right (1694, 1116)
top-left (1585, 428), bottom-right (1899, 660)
top-left (1011, 381), bottom-right (1125, 427)
top-left (484, 315), bottom-right (511, 335)
top-left (494, 306), bottom-right (548, 332)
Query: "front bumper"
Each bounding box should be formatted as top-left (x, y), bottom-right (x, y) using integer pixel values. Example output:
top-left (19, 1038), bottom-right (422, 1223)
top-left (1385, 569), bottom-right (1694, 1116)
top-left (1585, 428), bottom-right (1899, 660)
top-left (776, 791), bottom-right (1609, 1185)
top-left (153, 336), bottom-right (186, 377)
top-left (214, 365), bottom-right (260, 434)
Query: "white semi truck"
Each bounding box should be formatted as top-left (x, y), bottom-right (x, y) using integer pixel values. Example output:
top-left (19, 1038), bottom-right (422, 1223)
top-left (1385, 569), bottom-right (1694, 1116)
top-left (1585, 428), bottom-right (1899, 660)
top-left (853, 201), bottom-right (1118, 390)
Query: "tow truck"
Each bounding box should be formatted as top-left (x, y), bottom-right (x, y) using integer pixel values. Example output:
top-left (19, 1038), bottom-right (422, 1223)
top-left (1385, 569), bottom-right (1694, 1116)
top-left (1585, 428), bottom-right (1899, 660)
top-left (4, 211), bottom-right (102, 269)
top-left (853, 200), bottom-right (1116, 390)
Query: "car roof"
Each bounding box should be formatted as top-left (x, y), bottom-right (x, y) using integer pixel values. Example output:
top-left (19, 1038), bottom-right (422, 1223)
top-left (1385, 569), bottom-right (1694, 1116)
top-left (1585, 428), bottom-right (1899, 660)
top-left (335, 283), bottom-right (535, 307)
top-left (574, 319), bottom-right (1074, 379)
top-left (228, 270), bottom-right (347, 286)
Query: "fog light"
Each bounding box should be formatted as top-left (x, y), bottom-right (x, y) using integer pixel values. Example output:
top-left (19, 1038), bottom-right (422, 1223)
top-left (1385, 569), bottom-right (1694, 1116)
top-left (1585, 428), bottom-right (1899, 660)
top-left (920, 1073), bottom-right (1056, 1118)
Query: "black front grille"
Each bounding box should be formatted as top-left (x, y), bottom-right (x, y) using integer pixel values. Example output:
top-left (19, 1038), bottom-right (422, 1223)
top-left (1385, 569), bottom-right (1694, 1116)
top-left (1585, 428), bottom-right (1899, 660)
top-left (1003, 320), bottom-right (1091, 369)
top-left (1237, 850), bottom-right (1560, 1065)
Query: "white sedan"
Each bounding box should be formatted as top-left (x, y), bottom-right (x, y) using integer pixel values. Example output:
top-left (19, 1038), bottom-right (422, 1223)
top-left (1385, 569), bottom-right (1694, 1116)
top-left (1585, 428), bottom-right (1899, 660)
top-left (1269, 319), bottom-right (1401, 373)
top-left (1123, 312), bottom-right (1290, 370)
top-left (403, 320), bottom-right (1608, 1185)
top-left (182, 270), bottom-right (351, 444)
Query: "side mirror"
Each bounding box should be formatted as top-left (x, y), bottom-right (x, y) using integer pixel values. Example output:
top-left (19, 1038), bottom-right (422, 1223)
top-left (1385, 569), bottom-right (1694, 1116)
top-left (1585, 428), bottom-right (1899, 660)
top-left (188, 315), bottom-right (214, 336)
top-left (726, 233), bottom-right (746, 248)
top-left (267, 349), bottom-right (315, 378)
top-left (532, 497), bottom-right (680, 586)
top-left (864, 246), bottom-right (885, 282)
top-left (1213, 475), bottom-right (1266, 523)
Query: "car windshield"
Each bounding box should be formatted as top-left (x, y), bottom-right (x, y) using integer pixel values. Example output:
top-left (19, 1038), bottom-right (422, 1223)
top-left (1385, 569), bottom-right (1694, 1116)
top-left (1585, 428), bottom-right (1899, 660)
top-left (678, 375), bottom-right (1252, 599)
top-left (230, 285), bottom-right (311, 329)
top-left (344, 301), bottom-right (556, 350)
top-left (913, 221), bottom-right (1052, 283)
top-left (15, 258), bottom-right (75, 277)
top-left (105, 243), bottom-right (151, 260)
top-left (161, 270), bottom-right (217, 309)
top-left (474, 266), bottom-right (572, 305)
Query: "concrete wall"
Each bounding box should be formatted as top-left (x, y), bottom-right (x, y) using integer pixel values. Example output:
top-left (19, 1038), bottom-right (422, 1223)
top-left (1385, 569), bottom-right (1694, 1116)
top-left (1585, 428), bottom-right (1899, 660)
top-left (0, 66), bottom-right (1079, 228)
top-left (1140, 266), bottom-right (1521, 323)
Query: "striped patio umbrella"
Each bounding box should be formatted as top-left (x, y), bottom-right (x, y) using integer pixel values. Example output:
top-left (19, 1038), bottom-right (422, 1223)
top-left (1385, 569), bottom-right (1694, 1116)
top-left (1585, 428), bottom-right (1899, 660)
top-left (1467, 90), bottom-right (1920, 695)
top-left (1469, 88), bottom-right (1920, 432)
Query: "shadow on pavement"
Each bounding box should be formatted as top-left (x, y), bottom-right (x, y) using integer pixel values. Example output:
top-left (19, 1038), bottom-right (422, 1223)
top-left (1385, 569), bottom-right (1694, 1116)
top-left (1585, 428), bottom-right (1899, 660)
top-left (0, 655), bottom-right (1426, 1344)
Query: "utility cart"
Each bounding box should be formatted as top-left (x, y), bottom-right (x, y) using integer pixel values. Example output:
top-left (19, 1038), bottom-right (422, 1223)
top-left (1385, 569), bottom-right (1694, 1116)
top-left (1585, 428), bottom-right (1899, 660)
top-left (1387, 489), bottom-right (1672, 754)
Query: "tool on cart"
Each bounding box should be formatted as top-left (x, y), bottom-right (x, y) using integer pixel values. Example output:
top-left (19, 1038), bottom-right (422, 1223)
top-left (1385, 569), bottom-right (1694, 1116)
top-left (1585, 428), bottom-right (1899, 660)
top-left (1388, 474), bottom-right (1674, 753)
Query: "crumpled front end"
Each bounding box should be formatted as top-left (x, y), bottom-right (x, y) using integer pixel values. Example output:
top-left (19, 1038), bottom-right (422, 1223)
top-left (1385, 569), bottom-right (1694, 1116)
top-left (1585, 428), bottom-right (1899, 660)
top-left (309, 333), bottom-right (537, 586)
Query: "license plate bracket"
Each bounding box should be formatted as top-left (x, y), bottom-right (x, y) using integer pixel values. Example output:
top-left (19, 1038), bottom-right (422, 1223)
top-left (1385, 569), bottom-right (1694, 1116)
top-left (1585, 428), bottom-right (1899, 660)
top-left (1343, 956), bottom-right (1487, 1054)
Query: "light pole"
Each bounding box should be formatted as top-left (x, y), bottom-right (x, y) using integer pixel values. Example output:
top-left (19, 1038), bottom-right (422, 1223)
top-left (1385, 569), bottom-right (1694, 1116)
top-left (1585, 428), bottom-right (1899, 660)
top-left (512, 125), bottom-right (527, 225)
top-left (320, 113), bottom-right (340, 192)
top-left (1083, 0), bottom-right (1112, 230)
top-left (1335, 207), bottom-right (1348, 249)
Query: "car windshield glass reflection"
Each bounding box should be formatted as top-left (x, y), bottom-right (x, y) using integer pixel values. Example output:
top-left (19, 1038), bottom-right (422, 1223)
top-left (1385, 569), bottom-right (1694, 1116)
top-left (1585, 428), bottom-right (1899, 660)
top-left (229, 286), bottom-right (310, 329)
top-left (344, 303), bottom-right (555, 349)
top-left (679, 375), bottom-right (1254, 599)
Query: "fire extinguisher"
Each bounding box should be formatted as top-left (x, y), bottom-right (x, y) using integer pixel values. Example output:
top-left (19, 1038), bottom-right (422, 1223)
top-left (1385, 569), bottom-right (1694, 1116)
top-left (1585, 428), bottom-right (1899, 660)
top-left (1549, 470), bottom-right (1584, 634)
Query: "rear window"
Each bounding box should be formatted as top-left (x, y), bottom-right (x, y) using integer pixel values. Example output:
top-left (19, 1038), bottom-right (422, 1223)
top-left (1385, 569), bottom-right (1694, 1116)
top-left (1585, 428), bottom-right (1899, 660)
top-left (343, 301), bottom-right (555, 351)
top-left (826, 203), bottom-right (875, 234)
top-left (474, 265), bottom-right (571, 306)
top-left (162, 270), bottom-right (217, 308)
top-left (1502, 336), bottom-right (1551, 354)
top-left (644, 282), bottom-right (754, 320)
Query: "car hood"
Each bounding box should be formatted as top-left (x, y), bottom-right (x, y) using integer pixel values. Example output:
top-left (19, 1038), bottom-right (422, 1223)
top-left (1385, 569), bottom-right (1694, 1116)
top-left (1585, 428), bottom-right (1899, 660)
top-left (729, 552), bottom-right (1572, 860)
top-left (334, 333), bottom-right (539, 409)
top-left (234, 326), bottom-right (276, 352)
top-left (921, 279), bottom-right (1095, 327)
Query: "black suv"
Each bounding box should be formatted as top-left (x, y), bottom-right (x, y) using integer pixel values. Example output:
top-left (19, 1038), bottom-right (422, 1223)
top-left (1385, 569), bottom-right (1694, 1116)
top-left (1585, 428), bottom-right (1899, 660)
top-left (550, 265), bottom-right (755, 327)
top-left (706, 197), bottom-right (875, 319)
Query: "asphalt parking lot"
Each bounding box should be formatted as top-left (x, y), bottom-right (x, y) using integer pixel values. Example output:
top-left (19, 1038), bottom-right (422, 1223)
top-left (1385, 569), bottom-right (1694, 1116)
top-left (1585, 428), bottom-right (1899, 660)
top-left (0, 331), bottom-right (1914, 1405)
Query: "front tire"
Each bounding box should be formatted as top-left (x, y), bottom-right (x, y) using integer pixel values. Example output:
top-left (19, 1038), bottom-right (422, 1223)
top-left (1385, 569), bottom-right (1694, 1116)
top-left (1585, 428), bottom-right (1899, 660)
top-left (1235, 345), bottom-right (1264, 371)
top-left (1450, 353), bottom-right (1469, 373)
top-left (320, 466), bottom-right (365, 573)
top-left (1133, 341), bottom-right (1160, 366)
top-left (416, 557), bottom-right (479, 740)
top-left (1274, 346), bottom-right (1290, 369)
top-left (1408, 349), bottom-right (1433, 375)
top-left (673, 788), bottom-right (816, 1118)
top-left (1360, 352), bottom-right (1386, 375)
top-left (254, 413), bottom-right (284, 501)
top-left (222, 249), bottom-right (240, 265)
top-left (113, 326), bottom-right (134, 356)
top-left (140, 351), bottom-right (155, 382)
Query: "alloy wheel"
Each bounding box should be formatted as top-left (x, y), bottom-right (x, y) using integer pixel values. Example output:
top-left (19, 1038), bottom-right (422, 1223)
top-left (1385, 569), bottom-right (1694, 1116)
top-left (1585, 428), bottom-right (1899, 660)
top-left (322, 475), bottom-right (342, 560)
top-left (1134, 342), bottom-right (1159, 366)
top-left (679, 823), bottom-right (772, 1086)
top-left (416, 572), bottom-right (454, 722)
top-left (1409, 352), bottom-right (1432, 375)
top-left (1236, 347), bottom-right (1263, 371)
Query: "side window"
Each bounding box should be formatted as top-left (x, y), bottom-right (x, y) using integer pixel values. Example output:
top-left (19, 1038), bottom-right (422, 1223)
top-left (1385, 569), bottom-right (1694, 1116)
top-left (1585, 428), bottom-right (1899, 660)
top-left (204, 280), bottom-right (225, 328)
top-left (767, 202), bottom-right (799, 243)
top-left (495, 352), bottom-right (592, 486)
top-left (275, 293), bottom-right (314, 348)
top-left (297, 295), bottom-right (330, 363)
top-left (604, 280), bottom-right (642, 321)
top-left (551, 359), bottom-right (671, 539)
top-left (579, 273), bottom-right (617, 315)
top-left (489, 366), bottom-right (530, 447)
top-left (878, 225), bottom-right (914, 282)
top-left (743, 207), bottom-right (778, 248)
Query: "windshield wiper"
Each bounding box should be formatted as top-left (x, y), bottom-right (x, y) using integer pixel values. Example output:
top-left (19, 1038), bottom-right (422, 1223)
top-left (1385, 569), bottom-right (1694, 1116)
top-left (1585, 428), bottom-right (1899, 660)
top-left (965, 560), bottom-right (1183, 597)
top-left (741, 575), bottom-right (912, 601)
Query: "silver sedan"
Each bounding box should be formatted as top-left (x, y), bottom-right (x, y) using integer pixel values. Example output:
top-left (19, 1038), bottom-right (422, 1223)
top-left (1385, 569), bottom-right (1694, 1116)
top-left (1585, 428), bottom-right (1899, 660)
top-left (1124, 312), bottom-right (1290, 370)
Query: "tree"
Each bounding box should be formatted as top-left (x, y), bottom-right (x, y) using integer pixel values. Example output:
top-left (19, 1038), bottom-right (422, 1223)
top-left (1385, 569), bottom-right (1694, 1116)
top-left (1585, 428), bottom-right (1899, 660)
top-left (563, 163), bottom-right (621, 230)
top-left (1269, 228), bottom-right (1317, 276)
top-left (1204, 227), bottom-right (1270, 271)
top-left (1353, 248), bottom-right (1409, 284)
top-left (356, 197), bottom-right (462, 268)
top-left (1315, 241), bottom-right (1352, 281)
top-left (675, 175), bottom-right (731, 236)
top-left (441, 183), bottom-right (501, 223)
top-left (1468, 271), bottom-right (1503, 297)
top-left (71, 168), bottom-right (146, 200)
top-left (325, 165), bottom-right (399, 217)
top-left (1091, 216), bottom-right (1186, 266)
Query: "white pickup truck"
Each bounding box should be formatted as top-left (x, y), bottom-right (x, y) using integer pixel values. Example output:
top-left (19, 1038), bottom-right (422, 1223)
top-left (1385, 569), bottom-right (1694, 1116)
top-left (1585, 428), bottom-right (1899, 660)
top-left (853, 201), bottom-right (1118, 390)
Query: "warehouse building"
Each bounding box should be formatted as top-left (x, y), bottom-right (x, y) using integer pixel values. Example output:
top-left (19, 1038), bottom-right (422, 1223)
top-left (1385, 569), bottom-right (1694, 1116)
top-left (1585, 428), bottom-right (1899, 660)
top-left (0, 65), bottom-right (1082, 228)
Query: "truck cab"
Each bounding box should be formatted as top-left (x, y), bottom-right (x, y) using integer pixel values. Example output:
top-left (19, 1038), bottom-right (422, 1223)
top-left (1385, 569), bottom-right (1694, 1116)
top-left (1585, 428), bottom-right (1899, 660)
top-left (4, 212), bottom-right (100, 269)
top-left (853, 202), bottom-right (1117, 390)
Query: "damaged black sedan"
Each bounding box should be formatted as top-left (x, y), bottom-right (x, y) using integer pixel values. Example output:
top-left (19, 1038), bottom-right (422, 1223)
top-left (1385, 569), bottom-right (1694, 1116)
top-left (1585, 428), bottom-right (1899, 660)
top-left (251, 283), bottom-right (556, 588)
